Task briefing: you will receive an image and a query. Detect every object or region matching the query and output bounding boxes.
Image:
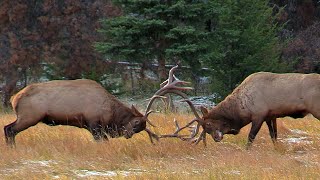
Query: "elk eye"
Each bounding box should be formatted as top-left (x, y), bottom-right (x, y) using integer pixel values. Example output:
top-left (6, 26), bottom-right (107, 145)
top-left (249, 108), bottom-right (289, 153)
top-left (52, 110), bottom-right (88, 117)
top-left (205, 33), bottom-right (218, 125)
top-left (134, 120), bottom-right (140, 125)
top-left (206, 122), bottom-right (211, 126)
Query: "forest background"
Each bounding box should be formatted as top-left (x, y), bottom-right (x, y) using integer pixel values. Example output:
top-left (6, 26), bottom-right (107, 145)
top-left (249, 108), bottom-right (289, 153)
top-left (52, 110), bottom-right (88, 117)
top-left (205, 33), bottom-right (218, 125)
top-left (1, 0), bottom-right (320, 108)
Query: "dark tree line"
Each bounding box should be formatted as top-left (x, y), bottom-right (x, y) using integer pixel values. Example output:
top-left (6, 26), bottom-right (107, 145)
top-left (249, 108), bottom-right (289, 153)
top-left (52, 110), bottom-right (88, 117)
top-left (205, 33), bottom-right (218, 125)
top-left (0, 0), bottom-right (120, 107)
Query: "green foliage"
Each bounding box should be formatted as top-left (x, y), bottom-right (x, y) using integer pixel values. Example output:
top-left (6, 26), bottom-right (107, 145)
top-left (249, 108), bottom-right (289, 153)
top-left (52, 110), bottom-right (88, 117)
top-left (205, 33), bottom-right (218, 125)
top-left (43, 62), bottom-right (124, 95)
top-left (42, 63), bottom-right (65, 80)
top-left (81, 69), bottom-right (124, 95)
top-left (202, 0), bottom-right (292, 101)
top-left (95, 0), bottom-right (214, 69)
top-left (95, 0), bottom-right (291, 101)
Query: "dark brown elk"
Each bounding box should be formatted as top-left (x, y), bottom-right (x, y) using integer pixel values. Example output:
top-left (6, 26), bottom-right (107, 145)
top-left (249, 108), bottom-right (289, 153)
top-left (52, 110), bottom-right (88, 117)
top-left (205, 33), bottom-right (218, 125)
top-left (161, 72), bottom-right (320, 148)
top-left (4, 79), bottom-right (158, 146)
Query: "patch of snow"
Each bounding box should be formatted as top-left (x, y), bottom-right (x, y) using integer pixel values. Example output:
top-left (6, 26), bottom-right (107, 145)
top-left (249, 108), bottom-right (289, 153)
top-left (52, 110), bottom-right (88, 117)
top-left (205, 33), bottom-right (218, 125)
top-left (280, 137), bottom-right (313, 144)
top-left (74, 169), bottom-right (145, 178)
top-left (0, 160), bottom-right (58, 176)
top-left (224, 170), bottom-right (241, 175)
top-left (22, 160), bottom-right (57, 167)
top-left (294, 157), bottom-right (318, 167)
top-left (290, 129), bottom-right (308, 135)
top-left (127, 168), bottom-right (149, 173)
top-left (0, 168), bottom-right (20, 175)
top-left (75, 170), bottom-right (117, 177)
top-left (176, 94), bottom-right (216, 108)
top-left (192, 169), bottom-right (202, 174)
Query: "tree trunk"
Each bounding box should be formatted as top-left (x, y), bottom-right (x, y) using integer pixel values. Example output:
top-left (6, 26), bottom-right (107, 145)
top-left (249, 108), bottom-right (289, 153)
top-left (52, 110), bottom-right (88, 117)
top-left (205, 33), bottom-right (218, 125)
top-left (139, 61), bottom-right (146, 79)
top-left (157, 56), bottom-right (167, 82)
top-left (2, 71), bottom-right (18, 108)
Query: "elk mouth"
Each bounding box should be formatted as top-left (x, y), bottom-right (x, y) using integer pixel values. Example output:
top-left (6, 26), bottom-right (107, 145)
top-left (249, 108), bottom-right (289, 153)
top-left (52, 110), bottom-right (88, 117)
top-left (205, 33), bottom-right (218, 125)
top-left (229, 129), bottom-right (239, 135)
top-left (211, 130), bottom-right (223, 142)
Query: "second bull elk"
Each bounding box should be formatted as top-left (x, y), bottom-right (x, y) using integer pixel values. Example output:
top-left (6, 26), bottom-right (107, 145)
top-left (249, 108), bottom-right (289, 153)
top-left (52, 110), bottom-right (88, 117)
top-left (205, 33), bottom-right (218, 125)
top-left (163, 71), bottom-right (320, 148)
top-left (4, 79), bottom-right (159, 146)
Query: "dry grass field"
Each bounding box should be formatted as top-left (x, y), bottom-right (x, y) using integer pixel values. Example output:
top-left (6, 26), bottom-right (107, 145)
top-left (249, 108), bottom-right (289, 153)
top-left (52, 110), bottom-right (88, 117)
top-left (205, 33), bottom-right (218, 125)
top-left (0, 110), bottom-right (319, 179)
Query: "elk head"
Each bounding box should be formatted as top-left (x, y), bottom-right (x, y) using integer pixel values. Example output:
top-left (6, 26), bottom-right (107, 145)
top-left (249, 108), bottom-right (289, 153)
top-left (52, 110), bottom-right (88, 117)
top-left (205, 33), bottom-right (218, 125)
top-left (105, 105), bottom-right (152, 139)
top-left (122, 105), bottom-right (149, 139)
top-left (146, 65), bottom-right (242, 146)
top-left (150, 65), bottom-right (241, 146)
top-left (125, 105), bottom-right (159, 143)
top-left (199, 107), bottom-right (240, 142)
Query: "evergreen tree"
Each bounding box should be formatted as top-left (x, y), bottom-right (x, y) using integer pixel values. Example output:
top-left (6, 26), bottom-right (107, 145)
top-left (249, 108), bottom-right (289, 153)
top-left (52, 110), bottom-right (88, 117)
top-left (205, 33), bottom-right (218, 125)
top-left (95, 0), bottom-right (290, 100)
top-left (95, 0), bottom-right (214, 80)
top-left (203, 0), bottom-right (291, 101)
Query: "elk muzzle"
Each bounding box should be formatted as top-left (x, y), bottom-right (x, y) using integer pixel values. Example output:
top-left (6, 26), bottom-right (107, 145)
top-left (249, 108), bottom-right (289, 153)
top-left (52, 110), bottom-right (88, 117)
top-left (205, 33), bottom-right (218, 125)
top-left (211, 130), bottom-right (223, 142)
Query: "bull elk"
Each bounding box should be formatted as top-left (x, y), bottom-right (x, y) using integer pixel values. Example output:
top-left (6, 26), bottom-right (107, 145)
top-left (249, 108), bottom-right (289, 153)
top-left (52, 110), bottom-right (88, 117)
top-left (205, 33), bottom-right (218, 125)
top-left (4, 79), bottom-right (159, 146)
top-left (160, 71), bottom-right (320, 148)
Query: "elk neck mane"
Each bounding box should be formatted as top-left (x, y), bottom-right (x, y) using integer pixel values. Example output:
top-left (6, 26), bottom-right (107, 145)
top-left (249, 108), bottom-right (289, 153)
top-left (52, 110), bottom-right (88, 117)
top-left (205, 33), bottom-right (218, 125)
top-left (209, 94), bottom-right (243, 124)
top-left (110, 100), bottom-right (139, 126)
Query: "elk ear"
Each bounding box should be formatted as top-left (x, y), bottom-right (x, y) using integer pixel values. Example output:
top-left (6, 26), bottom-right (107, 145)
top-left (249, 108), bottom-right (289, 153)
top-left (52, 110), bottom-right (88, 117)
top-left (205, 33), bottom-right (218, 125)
top-left (200, 106), bottom-right (208, 117)
top-left (131, 105), bottom-right (143, 117)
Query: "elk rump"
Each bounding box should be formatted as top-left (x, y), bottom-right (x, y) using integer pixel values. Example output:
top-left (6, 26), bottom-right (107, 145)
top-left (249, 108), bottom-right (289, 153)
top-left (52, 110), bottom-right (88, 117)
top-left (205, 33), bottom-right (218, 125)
top-left (4, 79), bottom-right (150, 145)
top-left (200, 72), bottom-right (320, 147)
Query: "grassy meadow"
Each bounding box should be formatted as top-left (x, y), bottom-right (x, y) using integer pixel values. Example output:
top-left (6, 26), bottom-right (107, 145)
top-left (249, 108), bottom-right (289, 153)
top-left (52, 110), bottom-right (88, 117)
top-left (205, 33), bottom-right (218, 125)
top-left (0, 110), bottom-right (319, 179)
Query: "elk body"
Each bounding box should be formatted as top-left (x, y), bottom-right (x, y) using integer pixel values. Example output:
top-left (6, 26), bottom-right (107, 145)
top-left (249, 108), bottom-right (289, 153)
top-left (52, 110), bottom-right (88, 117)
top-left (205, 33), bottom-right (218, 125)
top-left (4, 79), bottom-right (157, 146)
top-left (159, 70), bottom-right (320, 148)
top-left (199, 72), bottom-right (320, 147)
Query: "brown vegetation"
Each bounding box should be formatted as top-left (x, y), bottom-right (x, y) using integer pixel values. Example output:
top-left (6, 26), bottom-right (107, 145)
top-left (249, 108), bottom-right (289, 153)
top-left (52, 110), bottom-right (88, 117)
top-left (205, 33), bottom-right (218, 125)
top-left (0, 0), bottom-right (121, 107)
top-left (282, 22), bottom-right (320, 72)
top-left (0, 111), bottom-right (319, 179)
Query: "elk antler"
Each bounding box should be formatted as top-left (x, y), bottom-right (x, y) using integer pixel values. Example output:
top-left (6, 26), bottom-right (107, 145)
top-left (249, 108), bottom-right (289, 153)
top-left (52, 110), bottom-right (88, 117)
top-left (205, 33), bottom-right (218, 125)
top-left (145, 65), bottom-right (206, 145)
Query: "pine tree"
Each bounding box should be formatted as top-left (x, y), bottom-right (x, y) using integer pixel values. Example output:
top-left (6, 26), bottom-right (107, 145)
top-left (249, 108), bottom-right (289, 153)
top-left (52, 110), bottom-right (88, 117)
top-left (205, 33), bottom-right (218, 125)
top-left (95, 0), bottom-right (214, 80)
top-left (203, 0), bottom-right (291, 101)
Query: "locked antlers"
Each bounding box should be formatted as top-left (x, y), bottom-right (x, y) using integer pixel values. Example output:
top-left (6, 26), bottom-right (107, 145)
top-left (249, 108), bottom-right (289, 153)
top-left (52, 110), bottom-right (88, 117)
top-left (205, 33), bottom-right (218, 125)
top-left (145, 65), bottom-right (207, 145)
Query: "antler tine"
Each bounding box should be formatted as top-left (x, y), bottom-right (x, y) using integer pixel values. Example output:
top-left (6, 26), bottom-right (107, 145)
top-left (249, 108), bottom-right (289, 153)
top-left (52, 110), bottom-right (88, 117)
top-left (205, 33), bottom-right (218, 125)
top-left (174, 118), bottom-right (180, 131)
top-left (159, 65), bottom-right (179, 87)
top-left (145, 128), bottom-right (159, 144)
top-left (192, 130), bottom-right (207, 146)
top-left (159, 118), bottom-right (199, 138)
top-left (144, 64), bottom-right (207, 145)
top-left (145, 110), bottom-right (157, 127)
top-left (168, 65), bottom-right (179, 83)
top-left (156, 89), bottom-right (201, 120)
top-left (179, 98), bottom-right (200, 119)
top-left (159, 118), bottom-right (190, 139)
top-left (155, 88), bottom-right (206, 144)
top-left (150, 88), bottom-right (203, 138)
top-left (144, 64), bottom-right (192, 115)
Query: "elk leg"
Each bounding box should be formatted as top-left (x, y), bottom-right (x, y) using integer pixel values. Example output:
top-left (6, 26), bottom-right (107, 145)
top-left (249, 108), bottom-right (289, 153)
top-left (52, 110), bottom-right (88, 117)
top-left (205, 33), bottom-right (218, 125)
top-left (4, 121), bottom-right (17, 146)
top-left (86, 122), bottom-right (105, 141)
top-left (266, 118), bottom-right (277, 144)
top-left (89, 127), bottom-right (105, 141)
top-left (247, 119), bottom-right (264, 149)
top-left (4, 117), bottom-right (40, 147)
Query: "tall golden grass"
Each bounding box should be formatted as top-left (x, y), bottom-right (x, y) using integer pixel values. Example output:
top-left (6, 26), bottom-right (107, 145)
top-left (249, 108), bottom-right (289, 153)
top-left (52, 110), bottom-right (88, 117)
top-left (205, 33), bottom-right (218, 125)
top-left (0, 111), bottom-right (319, 179)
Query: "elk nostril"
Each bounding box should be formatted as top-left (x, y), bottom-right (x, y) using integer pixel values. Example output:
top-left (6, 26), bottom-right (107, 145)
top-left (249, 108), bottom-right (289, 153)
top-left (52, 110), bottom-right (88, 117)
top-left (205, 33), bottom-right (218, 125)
top-left (214, 130), bottom-right (223, 141)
